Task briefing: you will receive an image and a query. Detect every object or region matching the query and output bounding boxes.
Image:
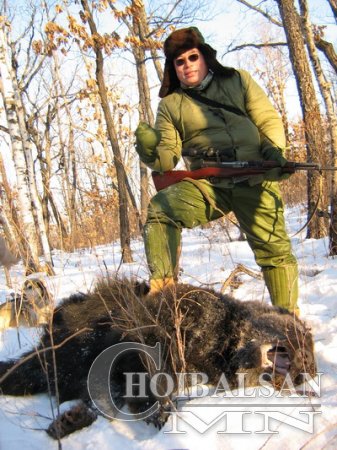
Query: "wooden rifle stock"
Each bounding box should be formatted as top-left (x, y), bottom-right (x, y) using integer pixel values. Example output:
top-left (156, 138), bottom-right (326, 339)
top-left (152, 161), bottom-right (322, 192)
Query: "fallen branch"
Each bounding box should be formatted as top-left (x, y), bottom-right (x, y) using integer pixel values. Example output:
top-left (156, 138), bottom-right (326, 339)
top-left (221, 263), bottom-right (262, 293)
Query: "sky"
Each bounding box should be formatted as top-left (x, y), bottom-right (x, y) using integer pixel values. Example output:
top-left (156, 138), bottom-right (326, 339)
top-left (199, 0), bottom-right (336, 52)
top-left (192, 0), bottom-right (336, 118)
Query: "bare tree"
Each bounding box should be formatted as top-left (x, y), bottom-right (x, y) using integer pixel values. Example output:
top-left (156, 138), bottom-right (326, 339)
top-left (108, 0), bottom-right (156, 223)
top-left (327, 0), bottom-right (337, 21)
top-left (276, 0), bottom-right (330, 238)
top-left (51, 50), bottom-right (79, 250)
top-left (299, 0), bottom-right (337, 253)
top-left (80, 0), bottom-right (133, 262)
top-left (0, 19), bottom-right (54, 272)
top-left (0, 152), bottom-right (21, 263)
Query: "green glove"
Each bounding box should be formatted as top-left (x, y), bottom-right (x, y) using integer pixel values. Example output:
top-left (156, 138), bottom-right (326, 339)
top-left (262, 147), bottom-right (291, 181)
top-left (248, 154), bottom-right (291, 185)
top-left (263, 167), bottom-right (291, 181)
top-left (135, 122), bottom-right (161, 164)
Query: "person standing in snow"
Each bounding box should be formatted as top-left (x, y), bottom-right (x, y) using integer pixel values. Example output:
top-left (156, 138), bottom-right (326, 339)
top-left (135, 27), bottom-right (299, 314)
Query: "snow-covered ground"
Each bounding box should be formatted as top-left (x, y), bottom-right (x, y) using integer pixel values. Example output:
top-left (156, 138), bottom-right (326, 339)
top-left (0, 206), bottom-right (336, 449)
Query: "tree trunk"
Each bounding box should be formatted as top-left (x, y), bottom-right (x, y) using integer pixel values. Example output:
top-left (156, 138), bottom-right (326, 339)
top-left (276, 0), bottom-right (329, 238)
top-left (81, 0), bottom-right (133, 262)
top-left (0, 25), bottom-right (53, 272)
top-left (299, 0), bottom-right (337, 253)
top-left (131, 1), bottom-right (155, 224)
top-left (50, 50), bottom-right (79, 250)
top-left (327, 0), bottom-right (337, 21)
top-left (9, 46), bottom-right (54, 272)
top-left (107, 0), bottom-right (156, 225)
top-left (0, 153), bottom-right (22, 258)
top-left (28, 105), bottom-right (69, 243)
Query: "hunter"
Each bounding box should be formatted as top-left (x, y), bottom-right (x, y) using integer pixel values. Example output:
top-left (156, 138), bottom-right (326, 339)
top-left (135, 27), bottom-right (299, 314)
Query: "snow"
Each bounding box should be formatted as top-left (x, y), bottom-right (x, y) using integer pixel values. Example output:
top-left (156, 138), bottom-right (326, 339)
top-left (0, 206), bottom-right (337, 449)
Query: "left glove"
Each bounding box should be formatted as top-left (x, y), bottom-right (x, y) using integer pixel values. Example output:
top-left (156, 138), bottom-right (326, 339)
top-left (135, 122), bottom-right (161, 164)
top-left (248, 153), bottom-right (291, 185)
top-left (263, 148), bottom-right (291, 181)
top-left (263, 167), bottom-right (291, 181)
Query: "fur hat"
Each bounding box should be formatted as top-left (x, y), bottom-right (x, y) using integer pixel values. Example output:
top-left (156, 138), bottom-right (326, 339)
top-left (159, 27), bottom-right (235, 98)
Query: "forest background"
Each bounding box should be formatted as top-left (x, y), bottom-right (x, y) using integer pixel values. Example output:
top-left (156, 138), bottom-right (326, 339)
top-left (0, 0), bottom-right (336, 278)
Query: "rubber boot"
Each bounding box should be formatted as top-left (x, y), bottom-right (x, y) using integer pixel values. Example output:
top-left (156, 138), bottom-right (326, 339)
top-left (144, 221), bottom-right (181, 280)
top-left (263, 265), bottom-right (300, 315)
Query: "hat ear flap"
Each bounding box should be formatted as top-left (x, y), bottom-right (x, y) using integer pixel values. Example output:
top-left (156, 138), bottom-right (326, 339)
top-left (200, 43), bottom-right (237, 78)
top-left (159, 62), bottom-right (179, 98)
top-left (159, 63), bottom-right (171, 98)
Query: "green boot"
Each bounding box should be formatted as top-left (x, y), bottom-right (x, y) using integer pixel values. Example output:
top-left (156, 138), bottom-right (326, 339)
top-left (143, 221), bottom-right (181, 280)
top-left (262, 265), bottom-right (299, 315)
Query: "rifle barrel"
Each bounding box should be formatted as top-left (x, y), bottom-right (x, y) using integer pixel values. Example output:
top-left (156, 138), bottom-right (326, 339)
top-left (182, 148), bottom-right (335, 171)
top-left (200, 161), bottom-right (324, 171)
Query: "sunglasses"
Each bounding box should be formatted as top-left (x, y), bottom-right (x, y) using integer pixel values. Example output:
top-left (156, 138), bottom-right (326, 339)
top-left (174, 53), bottom-right (200, 67)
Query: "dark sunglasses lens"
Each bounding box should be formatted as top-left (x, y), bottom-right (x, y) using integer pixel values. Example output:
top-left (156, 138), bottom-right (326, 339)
top-left (175, 54), bottom-right (199, 66)
top-left (189, 54), bottom-right (199, 62)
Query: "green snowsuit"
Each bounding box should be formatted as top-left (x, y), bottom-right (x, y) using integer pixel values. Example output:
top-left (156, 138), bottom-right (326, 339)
top-left (136, 70), bottom-right (298, 312)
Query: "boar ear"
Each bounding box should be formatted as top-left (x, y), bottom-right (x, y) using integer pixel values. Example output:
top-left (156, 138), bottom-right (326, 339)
top-left (134, 281), bottom-right (150, 297)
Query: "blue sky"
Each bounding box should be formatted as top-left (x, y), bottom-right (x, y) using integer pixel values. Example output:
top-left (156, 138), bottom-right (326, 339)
top-left (193, 0), bottom-right (336, 63)
top-left (190, 0), bottom-right (336, 118)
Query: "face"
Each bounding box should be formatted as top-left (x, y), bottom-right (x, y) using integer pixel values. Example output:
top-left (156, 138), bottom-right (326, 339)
top-left (173, 48), bottom-right (208, 87)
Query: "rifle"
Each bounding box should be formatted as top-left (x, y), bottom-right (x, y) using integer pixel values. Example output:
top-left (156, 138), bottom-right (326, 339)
top-left (152, 160), bottom-right (331, 192)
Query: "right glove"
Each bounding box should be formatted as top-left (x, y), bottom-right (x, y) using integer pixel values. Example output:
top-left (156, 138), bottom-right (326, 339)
top-left (135, 122), bottom-right (161, 164)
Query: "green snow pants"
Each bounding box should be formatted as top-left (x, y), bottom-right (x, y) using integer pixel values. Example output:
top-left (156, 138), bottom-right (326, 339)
top-left (143, 178), bottom-right (298, 312)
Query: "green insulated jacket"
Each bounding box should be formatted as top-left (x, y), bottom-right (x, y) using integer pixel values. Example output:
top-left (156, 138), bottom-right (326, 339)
top-left (136, 69), bottom-right (287, 174)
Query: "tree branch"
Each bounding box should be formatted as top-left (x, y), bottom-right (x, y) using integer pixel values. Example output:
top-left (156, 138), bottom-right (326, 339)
top-left (225, 41), bottom-right (288, 55)
top-left (0, 125), bottom-right (10, 134)
top-left (315, 36), bottom-right (337, 74)
top-left (235, 0), bottom-right (283, 27)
